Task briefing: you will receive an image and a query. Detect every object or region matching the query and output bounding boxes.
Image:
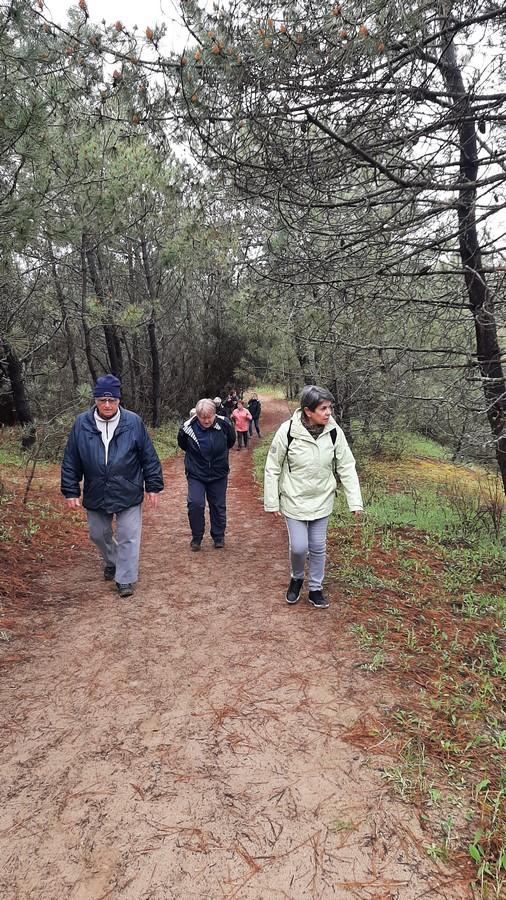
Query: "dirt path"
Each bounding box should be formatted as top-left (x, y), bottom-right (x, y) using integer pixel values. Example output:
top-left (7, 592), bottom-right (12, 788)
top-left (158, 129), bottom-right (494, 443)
top-left (0, 398), bottom-right (471, 899)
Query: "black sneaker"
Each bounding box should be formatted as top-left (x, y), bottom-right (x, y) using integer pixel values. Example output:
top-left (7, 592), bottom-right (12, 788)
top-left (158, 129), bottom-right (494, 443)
top-left (116, 582), bottom-right (133, 598)
top-left (308, 590), bottom-right (329, 609)
top-left (213, 538), bottom-right (225, 549)
top-left (286, 577), bottom-right (304, 604)
top-left (104, 564), bottom-right (116, 581)
top-left (190, 539), bottom-right (201, 551)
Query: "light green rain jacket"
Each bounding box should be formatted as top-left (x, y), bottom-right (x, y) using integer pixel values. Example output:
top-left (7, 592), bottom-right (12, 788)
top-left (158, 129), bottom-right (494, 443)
top-left (264, 409), bottom-right (363, 520)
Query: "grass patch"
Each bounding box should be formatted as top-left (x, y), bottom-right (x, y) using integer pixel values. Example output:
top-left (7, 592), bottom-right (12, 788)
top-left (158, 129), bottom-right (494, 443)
top-left (331, 475), bottom-right (504, 558)
top-left (250, 383), bottom-right (286, 398)
top-left (151, 422), bottom-right (180, 461)
top-left (0, 428), bottom-right (25, 466)
top-left (354, 425), bottom-right (454, 463)
top-left (404, 433), bottom-right (450, 460)
top-left (252, 433), bottom-right (271, 487)
top-left (353, 426), bottom-right (449, 461)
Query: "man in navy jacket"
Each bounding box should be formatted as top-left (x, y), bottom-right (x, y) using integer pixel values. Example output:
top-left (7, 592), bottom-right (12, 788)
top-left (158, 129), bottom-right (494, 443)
top-left (177, 398), bottom-right (235, 550)
top-left (61, 374), bottom-right (164, 598)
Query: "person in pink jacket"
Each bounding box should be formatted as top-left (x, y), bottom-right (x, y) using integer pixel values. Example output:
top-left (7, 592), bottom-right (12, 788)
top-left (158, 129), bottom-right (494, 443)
top-left (231, 400), bottom-right (253, 450)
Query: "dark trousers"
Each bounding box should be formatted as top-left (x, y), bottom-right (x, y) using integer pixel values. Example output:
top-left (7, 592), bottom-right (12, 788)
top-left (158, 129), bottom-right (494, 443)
top-left (187, 476), bottom-right (227, 542)
top-left (237, 430), bottom-right (249, 449)
top-left (248, 417), bottom-right (261, 436)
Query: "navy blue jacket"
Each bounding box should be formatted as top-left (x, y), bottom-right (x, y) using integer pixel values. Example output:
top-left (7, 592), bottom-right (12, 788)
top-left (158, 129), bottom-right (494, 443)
top-left (248, 399), bottom-right (261, 419)
top-left (177, 415), bottom-right (235, 482)
top-left (61, 408), bottom-right (164, 513)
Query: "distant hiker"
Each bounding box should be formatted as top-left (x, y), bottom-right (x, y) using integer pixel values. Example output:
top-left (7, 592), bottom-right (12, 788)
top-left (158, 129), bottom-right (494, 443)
top-left (247, 393), bottom-right (262, 437)
top-left (231, 400), bottom-right (252, 450)
top-left (177, 398), bottom-right (236, 551)
top-left (223, 391), bottom-right (238, 418)
top-left (213, 397), bottom-right (227, 417)
top-left (264, 385), bottom-right (363, 609)
top-left (61, 374), bottom-right (164, 599)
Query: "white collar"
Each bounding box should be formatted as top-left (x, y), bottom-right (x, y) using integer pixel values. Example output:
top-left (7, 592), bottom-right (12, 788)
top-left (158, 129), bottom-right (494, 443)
top-left (94, 408), bottom-right (120, 428)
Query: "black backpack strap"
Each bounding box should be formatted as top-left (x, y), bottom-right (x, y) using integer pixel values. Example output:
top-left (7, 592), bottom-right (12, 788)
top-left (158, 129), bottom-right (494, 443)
top-left (283, 423), bottom-right (337, 476)
top-left (282, 421), bottom-right (293, 472)
top-left (330, 427), bottom-right (338, 481)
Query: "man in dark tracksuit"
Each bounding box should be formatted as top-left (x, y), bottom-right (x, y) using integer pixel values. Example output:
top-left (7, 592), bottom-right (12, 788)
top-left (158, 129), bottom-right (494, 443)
top-left (61, 374), bottom-right (164, 598)
top-left (213, 396), bottom-right (228, 417)
top-left (177, 397), bottom-right (236, 550)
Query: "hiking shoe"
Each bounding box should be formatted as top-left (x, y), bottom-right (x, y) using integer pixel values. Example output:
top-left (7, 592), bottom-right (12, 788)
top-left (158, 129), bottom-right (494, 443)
top-left (190, 539), bottom-right (201, 551)
top-left (116, 582), bottom-right (133, 598)
top-left (308, 590), bottom-right (329, 609)
top-left (286, 577), bottom-right (304, 604)
top-left (213, 538), bottom-right (225, 549)
top-left (104, 564), bottom-right (116, 581)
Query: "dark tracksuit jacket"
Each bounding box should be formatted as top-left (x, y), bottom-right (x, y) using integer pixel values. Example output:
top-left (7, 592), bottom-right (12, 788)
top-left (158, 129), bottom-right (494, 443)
top-left (177, 415), bottom-right (236, 540)
top-left (177, 415), bottom-right (236, 482)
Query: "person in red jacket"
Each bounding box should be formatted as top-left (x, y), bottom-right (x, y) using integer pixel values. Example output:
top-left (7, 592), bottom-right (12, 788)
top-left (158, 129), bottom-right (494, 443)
top-left (230, 400), bottom-right (252, 450)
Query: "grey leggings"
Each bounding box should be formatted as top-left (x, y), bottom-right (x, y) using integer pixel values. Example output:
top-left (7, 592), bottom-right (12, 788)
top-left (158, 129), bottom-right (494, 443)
top-left (284, 515), bottom-right (329, 591)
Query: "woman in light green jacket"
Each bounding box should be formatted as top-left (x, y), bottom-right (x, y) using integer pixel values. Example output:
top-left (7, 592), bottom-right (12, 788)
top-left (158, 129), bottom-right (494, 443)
top-left (264, 385), bottom-right (363, 609)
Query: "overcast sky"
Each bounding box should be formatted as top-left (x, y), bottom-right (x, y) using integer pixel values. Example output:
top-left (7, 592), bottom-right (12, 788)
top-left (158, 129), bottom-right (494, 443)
top-left (44, 0), bottom-right (191, 52)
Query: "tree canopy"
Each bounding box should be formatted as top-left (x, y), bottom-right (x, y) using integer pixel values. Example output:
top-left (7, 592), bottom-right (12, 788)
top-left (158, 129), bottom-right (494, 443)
top-left (1, 0), bottom-right (505, 487)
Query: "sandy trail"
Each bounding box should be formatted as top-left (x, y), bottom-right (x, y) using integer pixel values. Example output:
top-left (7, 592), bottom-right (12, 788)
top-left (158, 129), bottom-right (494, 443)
top-left (0, 398), bottom-right (470, 899)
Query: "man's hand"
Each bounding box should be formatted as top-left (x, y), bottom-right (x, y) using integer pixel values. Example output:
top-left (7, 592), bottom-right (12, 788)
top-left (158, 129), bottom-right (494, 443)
top-left (66, 498), bottom-right (81, 509)
top-left (266, 510), bottom-right (283, 518)
top-left (146, 492), bottom-right (160, 509)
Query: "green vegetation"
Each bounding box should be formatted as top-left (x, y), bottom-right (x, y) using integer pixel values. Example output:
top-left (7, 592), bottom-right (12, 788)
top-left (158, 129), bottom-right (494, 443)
top-left (150, 422), bottom-right (180, 462)
top-left (252, 433), bottom-right (272, 487)
top-left (404, 434), bottom-right (452, 460)
top-left (248, 384), bottom-right (286, 398)
top-left (331, 472), bottom-right (504, 559)
top-left (0, 430), bottom-right (25, 467)
top-left (353, 428), bottom-right (450, 462)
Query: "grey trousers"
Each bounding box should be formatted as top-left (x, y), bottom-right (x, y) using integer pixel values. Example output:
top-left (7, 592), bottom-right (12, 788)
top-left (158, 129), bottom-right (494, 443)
top-left (87, 505), bottom-right (142, 584)
top-left (285, 515), bottom-right (329, 591)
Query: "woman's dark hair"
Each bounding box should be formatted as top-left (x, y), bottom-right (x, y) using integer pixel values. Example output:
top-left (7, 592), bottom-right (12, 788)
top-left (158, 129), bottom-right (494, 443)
top-left (300, 384), bottom-right (334, 411)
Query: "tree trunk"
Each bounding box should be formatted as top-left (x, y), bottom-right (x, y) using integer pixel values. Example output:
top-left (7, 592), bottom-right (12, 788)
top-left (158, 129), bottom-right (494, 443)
top-left (293, 331), bottom-right (317, 386)
top-left (140, 236), bottom-right (161, 427)
top-left (439, 21), bottom-right (506, 492)
top-left (47, 238), bottom-right (79, 390)
top-left (131, 334), bottom-right (143, 404)
top-left (84, 233), bottom-right (122, 378)
top-left (97, 247), bottom-right (123, 376)
top-left (80, 235), bottom-right (98, 385)
top-left (121, 331), bottom-right (137, 409)
top-left (329, 374), bottom-right (353, 445)
top-left (126, 244), bottom-right (139, 408)
top-left (1, 339), bottom-right (35, 447)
